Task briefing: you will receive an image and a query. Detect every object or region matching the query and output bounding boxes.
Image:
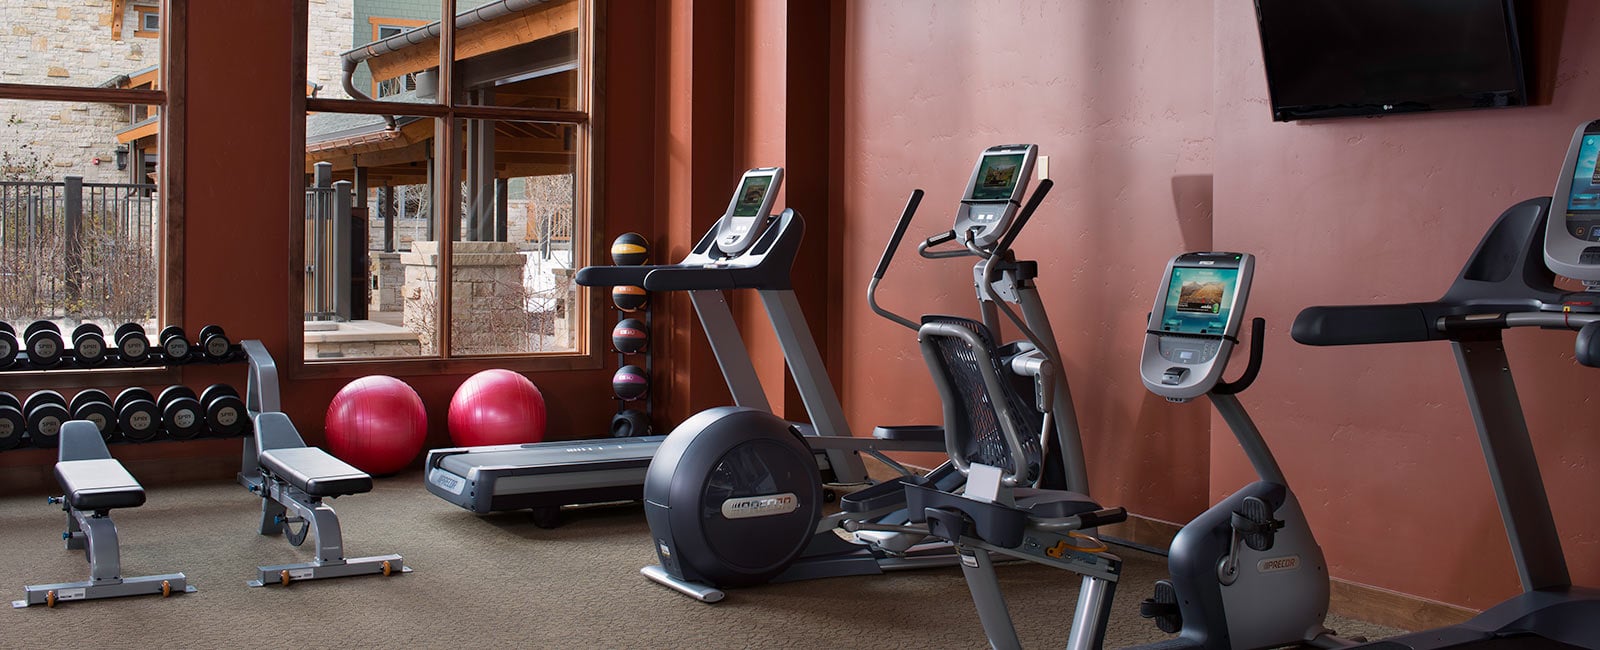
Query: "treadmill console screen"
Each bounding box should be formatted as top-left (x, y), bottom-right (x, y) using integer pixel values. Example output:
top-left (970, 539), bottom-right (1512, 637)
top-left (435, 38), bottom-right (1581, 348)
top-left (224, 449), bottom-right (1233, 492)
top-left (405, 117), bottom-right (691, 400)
top-left (1564, 134), bottom-right (1600, 241)
top-left (1159, 266), bottom-right (1241, 336)
top-left (717, 168), bottom-right (782, 255)
top-left (967, 153), bottom-right (1026, 202)
top-left (732, 175), bottom-right (774, 218)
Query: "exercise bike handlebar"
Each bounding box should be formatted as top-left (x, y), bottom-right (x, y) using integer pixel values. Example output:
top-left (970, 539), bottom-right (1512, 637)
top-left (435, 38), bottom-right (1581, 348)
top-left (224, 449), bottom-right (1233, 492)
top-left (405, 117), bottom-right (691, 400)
top-left (868, 191), bottom-right (926, 332)
top-left (1213, 317), bottom-right (1265, 395)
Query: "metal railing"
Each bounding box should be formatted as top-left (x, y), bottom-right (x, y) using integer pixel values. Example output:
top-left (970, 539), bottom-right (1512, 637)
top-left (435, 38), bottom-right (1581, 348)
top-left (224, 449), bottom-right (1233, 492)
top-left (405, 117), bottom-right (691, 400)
top-left (0, 177), bottom-right (159, 321)
top-left (305, 162), bottom-right (353, 321)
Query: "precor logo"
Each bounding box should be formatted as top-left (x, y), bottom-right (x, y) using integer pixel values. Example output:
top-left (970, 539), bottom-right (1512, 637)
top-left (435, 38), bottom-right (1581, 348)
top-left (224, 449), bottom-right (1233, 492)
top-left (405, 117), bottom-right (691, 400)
top-left (1257, 555), bottom-right (1301, 573)
top-left (721, 493), bottom-right (799, 519)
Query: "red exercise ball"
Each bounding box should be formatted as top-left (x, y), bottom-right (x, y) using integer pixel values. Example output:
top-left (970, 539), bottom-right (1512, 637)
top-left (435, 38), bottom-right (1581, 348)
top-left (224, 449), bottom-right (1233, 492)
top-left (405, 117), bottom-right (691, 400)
top-left (448, 369), bottom-right (547, 447)
top-left (325, 375), bottom-right (428, 476)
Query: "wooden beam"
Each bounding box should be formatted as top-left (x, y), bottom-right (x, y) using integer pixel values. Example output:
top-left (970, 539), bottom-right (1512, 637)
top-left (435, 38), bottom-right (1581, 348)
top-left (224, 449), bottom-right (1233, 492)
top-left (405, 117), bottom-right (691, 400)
top-left (111, 0), bottom-right (126, 40)
top-left (366, 0), bottom-right (580, 83)
top-left (115, 119), bottom-right (160, 144)
top-left (489, 135), bottom-right (571, 153)
top-left (0, 83), bottom-right (163, 105)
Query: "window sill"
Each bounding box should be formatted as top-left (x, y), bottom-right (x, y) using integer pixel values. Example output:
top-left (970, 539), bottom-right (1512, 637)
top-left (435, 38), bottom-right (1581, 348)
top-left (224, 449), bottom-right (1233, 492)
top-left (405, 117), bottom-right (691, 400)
top-left (291, 351), bottom-right (604, 381)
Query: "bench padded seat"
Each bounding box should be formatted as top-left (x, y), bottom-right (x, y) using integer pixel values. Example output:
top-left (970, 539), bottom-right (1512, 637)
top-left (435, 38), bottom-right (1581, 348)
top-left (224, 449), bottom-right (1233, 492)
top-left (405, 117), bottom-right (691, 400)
top-left (260, 447), bottom-right (372, 497)
top-left (55, 458), bottom-right (146, 511)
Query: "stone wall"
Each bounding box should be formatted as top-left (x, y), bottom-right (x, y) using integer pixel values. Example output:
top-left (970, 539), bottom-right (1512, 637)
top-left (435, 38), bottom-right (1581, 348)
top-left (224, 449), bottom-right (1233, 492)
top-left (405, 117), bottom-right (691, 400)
top-left (369, 251), bottom-right (404, 312)
top-left (401, 240), bottom-right (532, 355)
top-left (308, 0), bottom-right (355, 100)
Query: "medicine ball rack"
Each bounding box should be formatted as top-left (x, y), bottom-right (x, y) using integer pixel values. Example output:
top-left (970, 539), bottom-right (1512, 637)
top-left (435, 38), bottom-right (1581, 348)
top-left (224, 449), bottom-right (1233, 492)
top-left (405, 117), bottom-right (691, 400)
top-left (608, 233), bottom-right (654, 438)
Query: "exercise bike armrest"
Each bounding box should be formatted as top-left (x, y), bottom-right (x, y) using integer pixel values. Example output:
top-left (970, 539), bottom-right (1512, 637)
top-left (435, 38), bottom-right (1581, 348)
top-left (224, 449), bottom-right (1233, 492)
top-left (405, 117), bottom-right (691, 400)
top-left (871, 425), bottom-right (943, 443)
top-left (805, 435), bottom-right (946, 454)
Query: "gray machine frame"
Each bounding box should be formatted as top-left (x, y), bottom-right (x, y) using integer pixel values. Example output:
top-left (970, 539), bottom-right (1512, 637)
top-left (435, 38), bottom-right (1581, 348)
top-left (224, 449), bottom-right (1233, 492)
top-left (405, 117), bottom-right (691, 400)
top-left (240, 340), bottom-right (409, 587)
top-left (14, 422), bottom-right (193, 608)
top-left (1135, 252), bottom-right (1346, 650)
top-left (872, 144), bottom-right (1090, 495)
top-left (1293, 188), bottom-right (1600, 648)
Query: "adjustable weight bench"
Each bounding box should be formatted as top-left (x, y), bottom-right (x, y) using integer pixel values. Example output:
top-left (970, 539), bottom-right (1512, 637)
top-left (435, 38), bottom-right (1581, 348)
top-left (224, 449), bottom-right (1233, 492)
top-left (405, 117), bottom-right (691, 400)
top-left (13, 421), bottom-right (193, 608)
top-left (238, 411), bottom-right (408, 586)
top-left (236, 340), bottom-right (407, 587)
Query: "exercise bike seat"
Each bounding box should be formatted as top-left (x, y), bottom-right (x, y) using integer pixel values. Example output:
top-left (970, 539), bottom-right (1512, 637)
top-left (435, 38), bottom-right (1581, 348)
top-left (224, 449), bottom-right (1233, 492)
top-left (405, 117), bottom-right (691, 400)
top-left (259, 447), bottom-right (372, 497)
top-left (56, 458), bottom-right (146, 511)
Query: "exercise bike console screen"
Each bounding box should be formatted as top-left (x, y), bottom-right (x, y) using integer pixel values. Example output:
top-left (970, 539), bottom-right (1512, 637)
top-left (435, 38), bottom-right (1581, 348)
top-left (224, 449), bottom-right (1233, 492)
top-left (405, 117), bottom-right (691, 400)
top-left (717, 167), bottom-right (783, 256)
top-left (1141, 252), bottom-right (1254, 400)
top-left (955, 144), bottom-right (1037, 248)
top-left (1545, 120), bottom-right (1600, 283)
top-left (1158, 266), bottom-right (1241, 337)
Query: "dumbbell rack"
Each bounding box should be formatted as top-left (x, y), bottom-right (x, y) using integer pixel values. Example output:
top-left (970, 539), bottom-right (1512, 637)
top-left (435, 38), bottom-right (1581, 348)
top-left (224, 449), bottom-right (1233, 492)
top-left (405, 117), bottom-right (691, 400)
top-left (0, 321), bottom-right (249, 452)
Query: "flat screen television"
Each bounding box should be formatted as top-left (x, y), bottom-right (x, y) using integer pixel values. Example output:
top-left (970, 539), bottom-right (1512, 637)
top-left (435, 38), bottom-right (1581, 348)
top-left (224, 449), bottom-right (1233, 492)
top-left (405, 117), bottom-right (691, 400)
top-left (1255, 0), bottom-right (1528, 122)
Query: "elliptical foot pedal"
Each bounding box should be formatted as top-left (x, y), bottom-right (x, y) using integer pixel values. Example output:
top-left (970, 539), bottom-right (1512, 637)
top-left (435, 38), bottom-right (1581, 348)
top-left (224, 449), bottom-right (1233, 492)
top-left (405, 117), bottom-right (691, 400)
top-left (1231, 496), bottom-right (1284, 552)
top-left (1139, 579), bottom-right (1183, 634)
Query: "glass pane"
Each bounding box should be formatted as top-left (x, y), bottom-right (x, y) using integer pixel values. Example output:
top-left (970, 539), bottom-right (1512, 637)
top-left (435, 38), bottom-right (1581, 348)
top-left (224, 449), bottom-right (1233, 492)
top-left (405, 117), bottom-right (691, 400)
top-left (0, 1), bottom-right (163, 89)
top-left (306, 0), bottom-right (441, 104)
top-left (450, 118), bottom-right (582, 356)
top-left (456, 0), bottom-right (582, 110)
top-left (0, 99), bottom-right (160, 332)
top-left (302, 113), bottom-right (437, 361)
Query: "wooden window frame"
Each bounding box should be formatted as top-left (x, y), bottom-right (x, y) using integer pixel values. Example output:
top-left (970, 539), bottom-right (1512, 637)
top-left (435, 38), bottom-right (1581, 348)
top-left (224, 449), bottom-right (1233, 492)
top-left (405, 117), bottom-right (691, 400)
top-left (135, 6), bottom-right (161, 39)
top-left (0, 1), bottom-right (186, 391)
top-left (290, 0), bottom-right (604, 381)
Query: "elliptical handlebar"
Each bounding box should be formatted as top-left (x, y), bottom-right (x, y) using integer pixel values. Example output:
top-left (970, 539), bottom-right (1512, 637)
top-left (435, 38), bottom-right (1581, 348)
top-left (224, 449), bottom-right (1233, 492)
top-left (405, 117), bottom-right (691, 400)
top-left (869, 190), bottom-right (927, 332)
top-left (1213, 317), bottom-right (1265, 395)
top-left (980, 179), bottom-right (1056, 357)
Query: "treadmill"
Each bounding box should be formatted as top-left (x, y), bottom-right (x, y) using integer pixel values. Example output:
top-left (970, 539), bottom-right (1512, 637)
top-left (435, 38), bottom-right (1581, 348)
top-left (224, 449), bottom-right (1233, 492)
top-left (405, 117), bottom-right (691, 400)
top-left (424, 167), bottom-right (868, 526)
top-left (1291, 120), bottom-right (1600, 649)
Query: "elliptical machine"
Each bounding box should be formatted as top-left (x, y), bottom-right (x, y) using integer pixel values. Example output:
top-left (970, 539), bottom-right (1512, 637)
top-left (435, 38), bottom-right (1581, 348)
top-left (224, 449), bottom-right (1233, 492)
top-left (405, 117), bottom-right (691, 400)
top-left (640, 145), bottom-right (1094, 603)
top-left (1134, 253), bottom-right (1349, 650)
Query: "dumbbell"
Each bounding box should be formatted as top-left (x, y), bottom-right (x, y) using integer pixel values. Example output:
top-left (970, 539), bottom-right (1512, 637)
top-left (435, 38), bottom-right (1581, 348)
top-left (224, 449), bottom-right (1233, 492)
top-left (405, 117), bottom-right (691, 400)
top-left (24, 320), bottom-right (64, 368)
top-left (114, 323), bottom-right (151, 364)
top-left (157, 385), bottom-right (205, 440)
top-left (23, 390), bottom-right (68, 448)
top-left (0, 392), bottom-right (24, 450)
top-left (71, 323), bottom-right (108, 366)
top-left (0, 322), bottom-right (17, 368)
top-left (157, 326), bottom-right (190, 362)
top-left (198, 325), bottom-right (232, 362)
top-left (199, 383), bottom-right (247, 436)
top-left (69, 389), bottom-right (118, 442)
top-left (113, 387), bottom-right (161, 442)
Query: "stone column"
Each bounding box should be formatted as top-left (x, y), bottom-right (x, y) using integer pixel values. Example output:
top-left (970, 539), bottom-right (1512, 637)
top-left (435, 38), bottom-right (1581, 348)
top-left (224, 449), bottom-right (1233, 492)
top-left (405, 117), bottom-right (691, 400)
top-left (401, 241), bottom-right (530, 355)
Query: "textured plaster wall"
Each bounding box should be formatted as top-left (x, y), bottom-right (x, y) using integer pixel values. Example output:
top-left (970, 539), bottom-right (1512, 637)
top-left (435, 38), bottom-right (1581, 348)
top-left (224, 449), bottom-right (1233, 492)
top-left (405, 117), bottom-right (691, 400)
top-left (1211, 0), bottom-right (1600, 609)
top-left (835, 0), bottom-right (1217, 523)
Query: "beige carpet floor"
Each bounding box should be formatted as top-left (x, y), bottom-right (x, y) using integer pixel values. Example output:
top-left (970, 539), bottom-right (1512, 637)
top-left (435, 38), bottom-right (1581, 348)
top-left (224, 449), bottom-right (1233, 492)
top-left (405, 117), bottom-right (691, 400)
top-left (1, 472), bottom-right (1400, 648)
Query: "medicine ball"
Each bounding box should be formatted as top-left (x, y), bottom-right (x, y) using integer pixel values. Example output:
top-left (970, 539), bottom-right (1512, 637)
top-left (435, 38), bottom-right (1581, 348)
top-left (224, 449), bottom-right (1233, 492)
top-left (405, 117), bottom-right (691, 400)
top-left (612, 365), bottom-right (649, 401)
top-left (611, 232), bottom-right (650, 266)
top-left (612, 318), bottom-right (648, 354)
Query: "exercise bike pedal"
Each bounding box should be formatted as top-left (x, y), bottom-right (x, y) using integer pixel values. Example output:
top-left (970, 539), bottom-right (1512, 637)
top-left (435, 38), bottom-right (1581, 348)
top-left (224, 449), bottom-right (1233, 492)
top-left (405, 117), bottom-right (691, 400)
top-left (1139, 579), bottom-right (1183, 634)
top-left (1231, 496), bottom-right (1285, 552)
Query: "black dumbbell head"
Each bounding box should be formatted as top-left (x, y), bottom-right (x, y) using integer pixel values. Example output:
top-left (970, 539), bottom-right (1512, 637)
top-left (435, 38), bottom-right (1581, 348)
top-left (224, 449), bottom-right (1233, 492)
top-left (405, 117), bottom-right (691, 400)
top-left (158, 326), bottom-right (190, 359)
top-left (158, 384), bottom-right (198, 407)
top-left (0, 392), bottom-right (19, 411)
top-left (69, 389), bottom-right (112, 413)
top-left (0, 321), bottom-right (13, 336)
top-left (114, 387), bottom-right (156, 413)
top-left (161, 393), bottom-right (205, 440)
top-left (115, 388), bottom-right (160, 442)
top-left (199, 325), bottom-right (231, 360)
top-left (25, 396), bottom-right (68, 448)
top-left (204, 392), bottom-right (247, 436)
top-left (72, 326), bottom-right (107, 365)
top-left (24, 320), bottom-right (58, 339)
top-left (116, 327), bottom-right (149, 361)
top-left (199, 383), bottom-right (238, 406)
top-left (114, 322), bottom-right (145, 340)
top-left (0, 328), bottom-right (16, 368)
top-left (72, 400), bottom-right (117, 441)
top-left (0, 401), bottom-right (22, 450)
top-left (25, 326), bottom-right (64, 367)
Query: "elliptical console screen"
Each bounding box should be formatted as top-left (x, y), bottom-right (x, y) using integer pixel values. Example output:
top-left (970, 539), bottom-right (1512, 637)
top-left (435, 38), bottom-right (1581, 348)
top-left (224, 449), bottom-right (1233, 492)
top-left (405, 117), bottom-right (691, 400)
top-left (967, 153), bottom-right (1026, 201)
top-left (1564, 134), bottom-right (1600, 242)
top-left (1159, 266), bottom-right (1240, 336)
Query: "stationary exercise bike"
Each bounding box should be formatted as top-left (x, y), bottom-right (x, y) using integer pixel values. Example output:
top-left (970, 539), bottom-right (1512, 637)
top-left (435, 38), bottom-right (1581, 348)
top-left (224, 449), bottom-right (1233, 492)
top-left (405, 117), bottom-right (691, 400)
top-left (1133, 253), bottom-right (1349, 650)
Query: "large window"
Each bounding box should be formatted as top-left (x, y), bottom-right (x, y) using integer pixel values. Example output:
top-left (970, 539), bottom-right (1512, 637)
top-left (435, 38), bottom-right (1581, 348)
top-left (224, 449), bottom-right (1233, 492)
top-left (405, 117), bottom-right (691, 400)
top-left (0, 1), bottom-right (180, 342)
top-left (297, 0), bottom-right (592, 366)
